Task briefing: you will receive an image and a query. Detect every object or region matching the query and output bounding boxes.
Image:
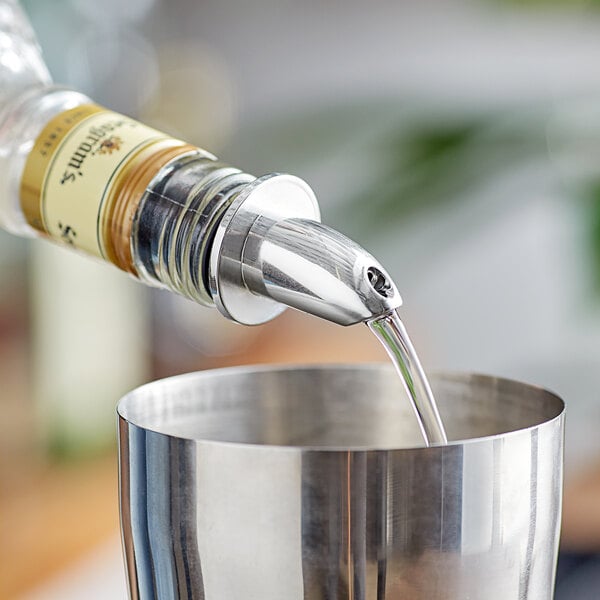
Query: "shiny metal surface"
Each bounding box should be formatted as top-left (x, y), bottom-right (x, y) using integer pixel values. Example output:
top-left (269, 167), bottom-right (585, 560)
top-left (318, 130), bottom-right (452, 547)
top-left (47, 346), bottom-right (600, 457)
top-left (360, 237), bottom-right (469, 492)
top-left (209, 174), bottom-right (401, 325)
top-left (118, 365), bottom-right (564, 600)
top-left (209, 173), bottom-right (320, 325)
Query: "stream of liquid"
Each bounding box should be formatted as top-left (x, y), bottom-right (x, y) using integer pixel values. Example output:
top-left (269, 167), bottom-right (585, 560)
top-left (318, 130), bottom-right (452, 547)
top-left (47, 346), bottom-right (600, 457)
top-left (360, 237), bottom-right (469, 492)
top-left (368, 310), bottom-right (448, 446)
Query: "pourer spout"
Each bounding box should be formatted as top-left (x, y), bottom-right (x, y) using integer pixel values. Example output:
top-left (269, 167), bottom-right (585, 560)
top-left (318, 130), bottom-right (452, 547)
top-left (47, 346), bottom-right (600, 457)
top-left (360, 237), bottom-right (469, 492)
top-left (209, 174), bottom-right (402, 325)
top-left (242, 218), bottom-right (401, 325)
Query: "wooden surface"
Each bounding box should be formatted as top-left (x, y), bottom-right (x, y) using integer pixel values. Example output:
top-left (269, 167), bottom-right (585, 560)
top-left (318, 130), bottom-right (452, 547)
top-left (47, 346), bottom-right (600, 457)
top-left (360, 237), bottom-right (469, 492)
top-left (0, 309), bottom-right (121, 599)
top-left (0, 454), bottom-right (120, 599)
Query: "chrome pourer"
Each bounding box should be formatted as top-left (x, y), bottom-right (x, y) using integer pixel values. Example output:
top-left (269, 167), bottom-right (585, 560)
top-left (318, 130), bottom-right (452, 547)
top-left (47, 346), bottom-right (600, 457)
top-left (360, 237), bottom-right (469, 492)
top-left (209, 174), bottom-right (402, 325)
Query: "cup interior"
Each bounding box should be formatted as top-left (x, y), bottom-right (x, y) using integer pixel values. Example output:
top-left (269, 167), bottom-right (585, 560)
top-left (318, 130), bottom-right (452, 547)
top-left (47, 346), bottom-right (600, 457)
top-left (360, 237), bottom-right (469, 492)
top-left (117, 364), bottom-right (564, 449)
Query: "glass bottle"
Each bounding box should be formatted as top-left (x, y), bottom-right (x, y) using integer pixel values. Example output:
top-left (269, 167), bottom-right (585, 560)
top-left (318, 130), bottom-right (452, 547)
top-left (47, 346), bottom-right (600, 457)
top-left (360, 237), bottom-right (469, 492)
top-left (0, 0), bottom-right (401, 326)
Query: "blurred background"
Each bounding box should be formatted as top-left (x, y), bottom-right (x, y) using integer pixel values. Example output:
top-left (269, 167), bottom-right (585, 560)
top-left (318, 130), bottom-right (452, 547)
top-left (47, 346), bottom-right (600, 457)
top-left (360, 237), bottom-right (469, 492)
top-left (3, 0), bottom-right (600, 597)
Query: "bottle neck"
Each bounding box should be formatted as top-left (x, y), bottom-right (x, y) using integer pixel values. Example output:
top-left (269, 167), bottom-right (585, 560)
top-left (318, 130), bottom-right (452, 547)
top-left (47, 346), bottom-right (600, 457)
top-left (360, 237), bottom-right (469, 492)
top-left (0, 87), bottom-right (90, 234)
top-left (0, 0), bottom-right (51, 109)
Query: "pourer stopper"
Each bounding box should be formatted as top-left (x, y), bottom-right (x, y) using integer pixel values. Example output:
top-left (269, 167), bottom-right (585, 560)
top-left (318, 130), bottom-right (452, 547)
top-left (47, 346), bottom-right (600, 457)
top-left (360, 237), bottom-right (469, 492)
top-left (209, 174), bottom-right (402, 325)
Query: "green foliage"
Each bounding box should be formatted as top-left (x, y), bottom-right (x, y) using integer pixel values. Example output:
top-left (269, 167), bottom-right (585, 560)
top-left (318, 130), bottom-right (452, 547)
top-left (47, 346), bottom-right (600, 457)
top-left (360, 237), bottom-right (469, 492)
top-left (339, 111), bottom-right (547, 236)
top-left (584, 183), bottom-right (600, 292)
top-left (46, 418), bottom-right (116, 461)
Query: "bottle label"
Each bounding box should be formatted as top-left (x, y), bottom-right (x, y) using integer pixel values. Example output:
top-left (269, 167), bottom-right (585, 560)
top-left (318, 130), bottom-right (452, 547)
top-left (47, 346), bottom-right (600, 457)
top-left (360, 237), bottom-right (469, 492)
top-left (21, 104), bottom-right (187, 259)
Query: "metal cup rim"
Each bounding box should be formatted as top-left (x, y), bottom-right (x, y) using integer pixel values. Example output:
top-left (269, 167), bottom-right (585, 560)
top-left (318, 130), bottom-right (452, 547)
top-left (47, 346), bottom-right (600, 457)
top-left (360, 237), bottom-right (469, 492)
top-left (117, 362), bottom-right (565, 452)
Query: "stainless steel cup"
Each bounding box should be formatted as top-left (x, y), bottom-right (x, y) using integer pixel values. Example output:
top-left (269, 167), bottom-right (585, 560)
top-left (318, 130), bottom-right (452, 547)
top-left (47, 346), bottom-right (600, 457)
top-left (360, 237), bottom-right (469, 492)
top-left (118, 365), bottom-right (564, 600)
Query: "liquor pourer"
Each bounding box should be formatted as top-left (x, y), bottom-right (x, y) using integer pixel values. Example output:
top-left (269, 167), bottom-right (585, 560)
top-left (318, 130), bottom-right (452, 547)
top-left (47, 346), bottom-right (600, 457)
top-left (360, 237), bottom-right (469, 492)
top-left (209, 173), bottom-right (403, 325)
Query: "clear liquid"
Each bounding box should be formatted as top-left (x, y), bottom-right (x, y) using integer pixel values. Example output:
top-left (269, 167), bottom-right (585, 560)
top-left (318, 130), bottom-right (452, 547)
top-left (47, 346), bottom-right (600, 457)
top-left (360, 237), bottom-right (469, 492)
top-left (368, 310), bottom-right (448, 446)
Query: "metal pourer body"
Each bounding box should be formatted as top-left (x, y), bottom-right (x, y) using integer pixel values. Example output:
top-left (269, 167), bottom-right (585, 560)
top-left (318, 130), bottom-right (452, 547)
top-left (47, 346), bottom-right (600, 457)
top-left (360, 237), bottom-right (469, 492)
top-left (208, 173), bottom-right (402, 326)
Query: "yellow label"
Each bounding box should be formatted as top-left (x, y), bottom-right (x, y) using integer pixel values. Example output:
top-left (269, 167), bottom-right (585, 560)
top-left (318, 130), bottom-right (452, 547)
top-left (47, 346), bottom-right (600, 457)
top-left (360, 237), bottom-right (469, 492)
top-left (21, 104), bottom-right (174, 258)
